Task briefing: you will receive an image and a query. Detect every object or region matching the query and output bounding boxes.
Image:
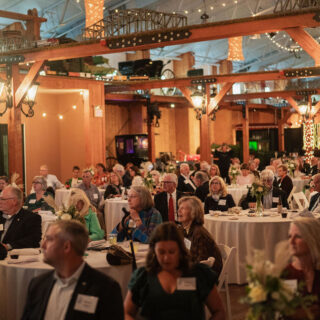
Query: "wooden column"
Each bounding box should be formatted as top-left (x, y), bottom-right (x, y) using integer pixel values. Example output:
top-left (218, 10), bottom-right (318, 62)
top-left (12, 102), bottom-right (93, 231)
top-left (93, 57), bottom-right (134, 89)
top-left (278, 109), bottom-right (285, 152)
top-left (147, 122), bottom-right (155, 162)
top-left (200, 84), bottom-right (211, 162)
top-left (8, 64), bottom-right (23, 180)
top-left (242, 103), bottom-right (249, 163)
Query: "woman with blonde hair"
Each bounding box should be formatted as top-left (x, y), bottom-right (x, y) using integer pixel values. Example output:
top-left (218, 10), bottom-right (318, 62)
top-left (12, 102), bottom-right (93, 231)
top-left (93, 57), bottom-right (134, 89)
top-left (204, 176), bottom-right (235, 213)
top-left (281, 217), bottom-right (320, 318)
top-left (209, 164), bottom-right (220, 178)
top-left (69, 189), bottom-right (104, 241)
top-left (178, 196), bottom-right (223, 276)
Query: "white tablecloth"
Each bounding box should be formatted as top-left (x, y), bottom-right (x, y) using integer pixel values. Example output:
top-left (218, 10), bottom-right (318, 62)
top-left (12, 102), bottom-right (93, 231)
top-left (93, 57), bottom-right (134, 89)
top-left (204, 212), bottom-right (292, 284)
top-left (292, 178), bottom-right (310, 193)
top-left (0, 248), bottom-right (146, 320)
top-left (55, 188), bottom-right (105, 208)
top-left (104, 199), bottom-right (129, 234)
top-left (227, 185), bottom-right (249, 205)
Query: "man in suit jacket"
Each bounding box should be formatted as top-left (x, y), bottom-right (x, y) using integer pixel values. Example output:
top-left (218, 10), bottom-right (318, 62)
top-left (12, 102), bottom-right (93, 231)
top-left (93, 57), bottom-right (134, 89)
top-left (194, 171), bottom-right (210, 202)
top-left (22, 220), bottom-right (123, 320)
top-left (277, 164), bottom-right (293, 199)
top-left (309, 173), bottom-right (320, 212)
top-left (241, 169), bottom-right (288, 209)
top-left (177, 163), bottom-right (196, 194)
top-left (154, 173), bottom-right (184, 222)
top-left (0, 186), bottom-right (41, 251)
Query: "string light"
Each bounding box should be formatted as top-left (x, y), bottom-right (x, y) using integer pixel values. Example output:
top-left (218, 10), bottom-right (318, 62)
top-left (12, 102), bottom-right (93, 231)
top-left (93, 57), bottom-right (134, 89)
top-left (42, 113), bottom-right (46, 117)
top-left (59, 115), bottom-right (63, 119)
top-left (72, 105), bottom-right (77, 109)
top-left (265, 32), bottom-right (304, 52)
top-left (303, 119), bottom-right (314, 163)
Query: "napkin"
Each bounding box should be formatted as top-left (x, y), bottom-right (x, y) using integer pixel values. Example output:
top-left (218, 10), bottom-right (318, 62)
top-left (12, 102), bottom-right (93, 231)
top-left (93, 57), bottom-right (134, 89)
top-left (10, 249), bottom-right (40, 256)
top-left (290, 209), bottom-right (314, 219)
top-left (7, 256), bottom-right (39, 264)
top-left (87, 240), bottom-right (107, 248)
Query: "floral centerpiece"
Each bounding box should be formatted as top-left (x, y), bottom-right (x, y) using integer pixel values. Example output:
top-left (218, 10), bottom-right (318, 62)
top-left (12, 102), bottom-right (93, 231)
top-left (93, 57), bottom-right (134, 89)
top-left (143, 172), bottom-right (154, 193)
top-left (250, 181), bottom-right (268, 216)
top-left (229, 165), bottom-right (240, 185)
top-left (242, 250), bottom-right (315, 320)
top-left (287, 160), bottom-right (297, 178)
top-left (56, 205), bottom-right (85, 224)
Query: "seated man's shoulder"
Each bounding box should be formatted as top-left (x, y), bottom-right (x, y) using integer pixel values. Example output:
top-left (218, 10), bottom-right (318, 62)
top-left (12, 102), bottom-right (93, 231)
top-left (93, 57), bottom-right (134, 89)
top-left (20, 208), bottom-right (41, 220)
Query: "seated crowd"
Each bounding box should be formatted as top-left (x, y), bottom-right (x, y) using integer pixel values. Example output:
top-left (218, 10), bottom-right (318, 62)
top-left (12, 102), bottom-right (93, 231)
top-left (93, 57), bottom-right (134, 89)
top-left (1, 152), bottom-right (320, 319)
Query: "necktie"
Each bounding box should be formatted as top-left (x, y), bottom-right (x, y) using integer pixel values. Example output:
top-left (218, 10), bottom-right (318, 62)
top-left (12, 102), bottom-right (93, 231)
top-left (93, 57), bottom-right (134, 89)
top-left (168, 194), bottom-right (174, 221)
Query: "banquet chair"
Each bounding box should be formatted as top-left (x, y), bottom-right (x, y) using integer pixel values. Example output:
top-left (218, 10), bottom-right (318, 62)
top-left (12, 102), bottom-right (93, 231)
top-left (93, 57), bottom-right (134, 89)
top-left (287, 186), bottom-right (296, 210)
top-left (205, 244), bottom-right (236, 320)
top-left (292, 192), bottom-right (309, 210)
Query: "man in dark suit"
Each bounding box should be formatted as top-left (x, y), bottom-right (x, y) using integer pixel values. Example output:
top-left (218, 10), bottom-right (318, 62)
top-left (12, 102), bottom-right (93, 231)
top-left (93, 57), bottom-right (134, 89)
top-left (154, 173), bottom-right (184, 222)
top-left (0, 186), bottom-right (41, 251)
top-left (309, 173), bottom-right (320, 212)
top-left (22, 220), bottom-right (123, 320)
top-left (277, 164), bottom-right (293, 200)
top-left (177, 163), bottom-right (196, 194)
top-left (241, 169), bottom-right (288, 209)
top-left (194, 171), bottom-right (210, 202)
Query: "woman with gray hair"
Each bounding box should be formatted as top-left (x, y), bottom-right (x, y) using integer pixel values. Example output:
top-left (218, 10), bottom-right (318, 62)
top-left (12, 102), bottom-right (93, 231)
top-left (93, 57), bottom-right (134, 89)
top-left (281, 217), bottom-right (320, 318)
top-left (69, 189), bottom-right (105, 241)
top-left (204, 176), bottom-right (235, 213)
top-left (24, 176), bottom-right (54, 213)
top-left (178, 196), bottom-right (223, 276)
top-left (113, 186), bottom-right (162, 243)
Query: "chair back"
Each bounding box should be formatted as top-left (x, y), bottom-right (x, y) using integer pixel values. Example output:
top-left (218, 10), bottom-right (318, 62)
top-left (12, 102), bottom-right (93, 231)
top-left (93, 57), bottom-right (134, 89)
top-left (217, 244), bottom-right (236, 291)
top-left (287, 186), bottom-right (296, 210)
top-left (292, 192), bottom-right (309, 210)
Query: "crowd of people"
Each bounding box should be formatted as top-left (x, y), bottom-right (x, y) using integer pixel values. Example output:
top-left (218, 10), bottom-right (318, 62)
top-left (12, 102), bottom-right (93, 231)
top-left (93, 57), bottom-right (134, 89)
top-left (1, 150), bottom-right (320, 319)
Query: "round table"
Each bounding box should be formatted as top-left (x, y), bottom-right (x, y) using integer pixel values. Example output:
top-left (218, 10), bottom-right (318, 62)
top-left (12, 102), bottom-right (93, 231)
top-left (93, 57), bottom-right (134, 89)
top-left (55, 188), bottom-right (105, 208)
top-left (227, 185), bottom-right (249, 206)
top-left (292, 178), bottom-right (310, 193)
top-left (204, 212), bottom-right (292, 284)
top-left (0, 248), bottom-right (146, 320)
top-left (104, 199), bottom-right (129, 234)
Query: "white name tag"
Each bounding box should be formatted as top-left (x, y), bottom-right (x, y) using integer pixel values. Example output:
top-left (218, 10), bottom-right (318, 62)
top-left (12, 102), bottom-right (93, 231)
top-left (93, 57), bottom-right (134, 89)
top-left (29, 199), bottom-right (36, 204)
top-left (177, 277), bottom-right (196, 291)
top-left (184, 238), bottom-right (191, 250)
top-left (0, 224), bottom-right (3, 231)
top-left (272, 197), bottom-right (279, 203)
top-left (74, 294), bottom-right (98, 314)
top-left (218, 199), bottom-right (226, 206)
top-left (283, 279), bottom-right (298, 292)
top-left (93, 194), bottom-right (98, 199)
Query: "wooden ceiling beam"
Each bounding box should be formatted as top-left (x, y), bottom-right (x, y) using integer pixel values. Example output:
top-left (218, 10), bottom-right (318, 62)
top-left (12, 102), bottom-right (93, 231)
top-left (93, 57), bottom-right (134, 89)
top-left (286, 96), bottom-right (301, 114)
top-left (105, 66), bottom-right (320, 93)
top-left (0, 10), bottom-right (47, 22)
top-left (18, 9), bottom-right (320, 64)
top-left (285, 27), bottom-right (320, 66)
top-left (208, 82), bottom-right (234, 115)
top-left (222, 89), bottom-right (320, 101)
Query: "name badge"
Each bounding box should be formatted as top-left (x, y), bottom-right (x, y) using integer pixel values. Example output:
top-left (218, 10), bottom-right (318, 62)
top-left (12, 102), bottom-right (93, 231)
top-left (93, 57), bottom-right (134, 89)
top-left (218, 199), bottom-right (226, 206)
top-left (177, 277), bottom-right (196, 291)
top-left (29, 199), bottom-right (36, 204)
top-left (74, 294), bottom-right (99, 314)
top-left (272, 197), bottom-right (279, 203)
top-left (184, 238), bottom-right (191, 250)
top-left (0, 224), bottom-right (3, 231)
top-left (93, 194), bottom-right (98, 199)
top-left (283, 279), bottom-right (298, 292)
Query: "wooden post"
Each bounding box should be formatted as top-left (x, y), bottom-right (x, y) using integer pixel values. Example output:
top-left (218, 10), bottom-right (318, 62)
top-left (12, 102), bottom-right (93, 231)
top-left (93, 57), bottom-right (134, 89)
top-left (147, 122), bottom-right (155, 162)
top-left (242, 103), bottom-right (249, 163)
top-left (200, 84), bottom-right (211, 162)
top-left (8, 64), bottom-right (24, 181)
top-left (278, 109), bottom-right (285, 151)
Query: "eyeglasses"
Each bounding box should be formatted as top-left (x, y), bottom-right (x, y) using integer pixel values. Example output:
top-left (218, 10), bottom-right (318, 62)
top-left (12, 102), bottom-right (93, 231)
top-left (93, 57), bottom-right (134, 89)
top-left (0, 197), bottom-right (15, 201)
top-left (211, 182), bottom-right (220, 185)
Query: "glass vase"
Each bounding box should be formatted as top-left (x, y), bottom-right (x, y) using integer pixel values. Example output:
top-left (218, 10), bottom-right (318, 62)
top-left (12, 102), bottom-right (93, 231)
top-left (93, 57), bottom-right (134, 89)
top-left (256, 197), bottom-right (263, 217)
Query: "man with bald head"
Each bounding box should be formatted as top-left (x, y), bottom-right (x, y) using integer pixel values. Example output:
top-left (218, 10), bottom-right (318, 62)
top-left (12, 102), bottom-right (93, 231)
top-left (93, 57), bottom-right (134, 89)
top-left (0, 186), bottom-right (41, 251)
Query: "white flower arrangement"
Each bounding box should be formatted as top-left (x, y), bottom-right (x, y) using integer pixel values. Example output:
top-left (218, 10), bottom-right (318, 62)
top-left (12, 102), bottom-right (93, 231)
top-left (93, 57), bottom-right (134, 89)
top-left (229, 165), bottom-right (240, 184)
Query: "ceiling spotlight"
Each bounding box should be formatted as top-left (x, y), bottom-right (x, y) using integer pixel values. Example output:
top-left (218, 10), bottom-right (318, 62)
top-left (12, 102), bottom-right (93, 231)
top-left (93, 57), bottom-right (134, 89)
top-left (72, 105), bottom-right (77, 109)
top-left (170, 104), bottom-right (175, 108)
top-left (59, 115), bottom-right (63, 119)
top-left (42, 113), bottom-right (47, 117)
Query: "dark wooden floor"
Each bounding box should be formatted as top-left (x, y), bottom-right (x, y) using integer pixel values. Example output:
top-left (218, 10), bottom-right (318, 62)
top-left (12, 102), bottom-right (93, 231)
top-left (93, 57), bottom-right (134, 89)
top-left (220, 285), bottom-right (249, 320)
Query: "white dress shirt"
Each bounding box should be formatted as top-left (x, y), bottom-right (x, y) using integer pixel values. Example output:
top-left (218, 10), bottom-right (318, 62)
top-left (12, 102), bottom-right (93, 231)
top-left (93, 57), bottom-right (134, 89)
top-left (44, 262), bottom-right (85, 320)
top-left (181, 174), bottom-right (196, 190)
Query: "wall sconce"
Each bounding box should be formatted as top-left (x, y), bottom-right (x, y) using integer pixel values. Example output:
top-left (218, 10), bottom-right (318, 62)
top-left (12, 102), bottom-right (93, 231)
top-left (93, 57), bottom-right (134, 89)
top-left (21, 83), bottom-right (39, 117)
top-left (191, 85), bottom-right (217, 120)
